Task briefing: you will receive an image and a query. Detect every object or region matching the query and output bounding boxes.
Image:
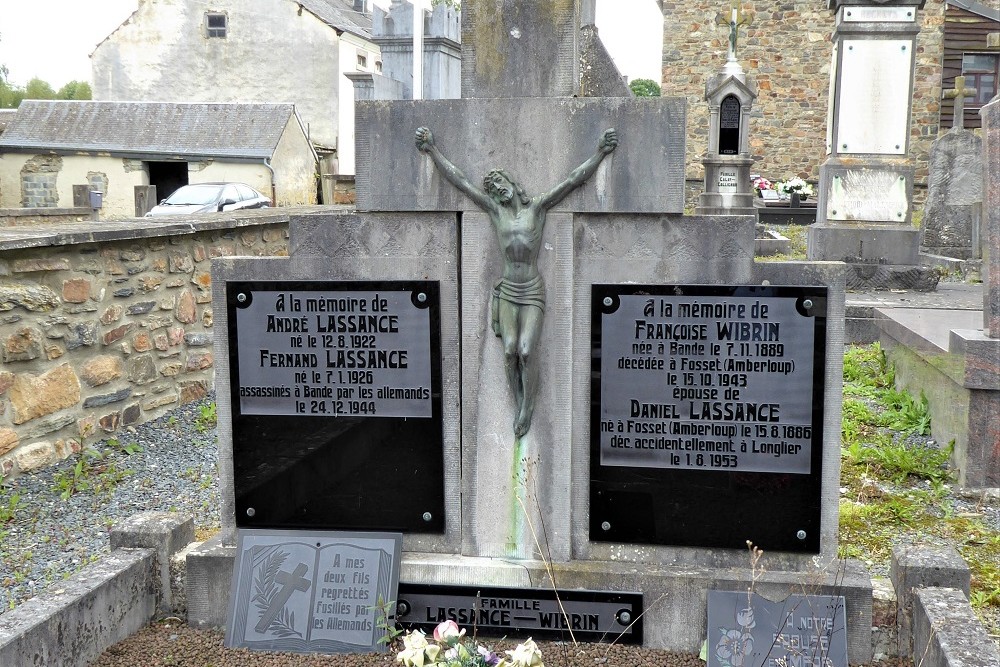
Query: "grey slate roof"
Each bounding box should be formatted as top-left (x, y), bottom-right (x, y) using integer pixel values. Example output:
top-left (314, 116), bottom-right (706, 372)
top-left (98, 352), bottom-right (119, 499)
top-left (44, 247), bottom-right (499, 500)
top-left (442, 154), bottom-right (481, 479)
top-left (0, 110), bottom-right (15, 134)
top-left (298, 0), bottom-right (373, 40)
top-left (0, 101), bottom-right (299, 160)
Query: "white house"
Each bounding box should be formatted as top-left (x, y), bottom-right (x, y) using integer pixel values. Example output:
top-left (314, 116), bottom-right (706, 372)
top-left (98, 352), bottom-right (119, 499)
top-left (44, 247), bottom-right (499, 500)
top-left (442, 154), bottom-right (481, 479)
top-left (91, 0), bottom-right (380, 175)
top-left (0, 101), bottom-right (318, 217)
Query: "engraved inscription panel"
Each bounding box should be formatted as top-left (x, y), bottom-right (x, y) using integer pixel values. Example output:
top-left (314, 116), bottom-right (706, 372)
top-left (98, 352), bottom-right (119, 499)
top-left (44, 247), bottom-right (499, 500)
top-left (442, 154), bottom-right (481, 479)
top-left (841, 6), bottom-right (915, 22)
top-left (590, 284), bottom-right (827, 552)
top-left (226, 530), bottom-right (401, 654)
top-left (836, 40), bottom-right (912, 155)
top-left (827, 169), bottom-right (909, 222)
top-left (717, 168), bottom-right (739, 194)
top-left (235, 288), bottom-right (433, 418)
top-left (598, 293), bottom-right (816, 474)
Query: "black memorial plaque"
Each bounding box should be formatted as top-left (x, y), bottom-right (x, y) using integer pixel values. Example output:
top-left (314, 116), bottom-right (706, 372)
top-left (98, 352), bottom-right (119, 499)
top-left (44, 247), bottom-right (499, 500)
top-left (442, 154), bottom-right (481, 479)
top-left (590, 285), bottom-right (827, 552)
top-left (719, 95), bottom-right (741, 155)
top-left (396, 583), bottom-right (643, 644)
top-left (228, 281), bottom-right (445, 533)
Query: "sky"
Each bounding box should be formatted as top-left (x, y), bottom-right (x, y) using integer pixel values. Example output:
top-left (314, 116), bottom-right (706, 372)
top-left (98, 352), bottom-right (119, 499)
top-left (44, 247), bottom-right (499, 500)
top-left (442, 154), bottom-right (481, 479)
top-left (0, 0), bottom-right (662, 89)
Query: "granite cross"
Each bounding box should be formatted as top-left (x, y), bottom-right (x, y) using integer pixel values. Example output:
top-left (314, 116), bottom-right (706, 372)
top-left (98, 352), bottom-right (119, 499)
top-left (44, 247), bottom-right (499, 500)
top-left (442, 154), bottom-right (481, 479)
top-left (715, 0), bottom-right (752, 62)
top-left (255, 562), bottom-right (311, 633)
top-left (943, 75), bottom-right (978, 130)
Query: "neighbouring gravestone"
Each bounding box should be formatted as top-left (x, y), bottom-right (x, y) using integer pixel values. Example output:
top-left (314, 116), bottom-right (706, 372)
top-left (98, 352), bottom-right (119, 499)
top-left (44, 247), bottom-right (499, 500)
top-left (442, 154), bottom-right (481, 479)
top-left (202, 0), bottom-right (871, 660)
top-left (982, 97), bottom-right (1000, 338)
top-left (696, 1), bottom-right (759, 217)
top-left (225, 530), bottom-right (401, 653)
top-left (921, 76), bottom-right (984, 260)
top-left (809, 0), bottom-right (938, 291)
top-left (706, 591), bottom-right (848, 667)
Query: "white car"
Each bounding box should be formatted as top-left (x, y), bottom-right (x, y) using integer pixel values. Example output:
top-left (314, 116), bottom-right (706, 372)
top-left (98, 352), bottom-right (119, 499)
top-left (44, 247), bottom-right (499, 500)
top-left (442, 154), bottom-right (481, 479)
top-left (145, 182), bottom-right (271, 217)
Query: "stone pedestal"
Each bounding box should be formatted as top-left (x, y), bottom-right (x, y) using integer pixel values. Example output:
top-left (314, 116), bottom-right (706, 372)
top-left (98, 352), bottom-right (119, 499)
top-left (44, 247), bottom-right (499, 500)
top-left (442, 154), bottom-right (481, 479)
top-left (809, 0), bottom-right (937, 290)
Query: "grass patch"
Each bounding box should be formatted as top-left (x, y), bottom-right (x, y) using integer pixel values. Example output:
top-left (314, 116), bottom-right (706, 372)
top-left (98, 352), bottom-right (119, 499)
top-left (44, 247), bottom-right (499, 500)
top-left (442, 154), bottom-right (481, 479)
top-left (839, 343), bottom-right (1000, 626)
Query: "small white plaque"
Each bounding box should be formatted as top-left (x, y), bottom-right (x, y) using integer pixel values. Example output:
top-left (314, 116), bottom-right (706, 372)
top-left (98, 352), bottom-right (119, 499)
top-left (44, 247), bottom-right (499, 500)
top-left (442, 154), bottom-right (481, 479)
top-left (842, 6), bottom-right (915, 22)
top-left (717, 168), bottom-right (739, 194)
top-left (826, 169), bottom-right (909, 222)
top-left (836, 40), bottom-right (912, 155)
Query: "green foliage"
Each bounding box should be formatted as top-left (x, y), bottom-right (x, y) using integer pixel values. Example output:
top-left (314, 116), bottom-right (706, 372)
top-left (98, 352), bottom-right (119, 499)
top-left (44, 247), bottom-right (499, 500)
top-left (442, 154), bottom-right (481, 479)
top-left (628, 78), bottom-right (661, 97)
top-left (195, 402), bottom-right (218, 432)
top-left (23, 77), bottom-right (56, 100)
top-left (56, 80), bottom-right (92, 100)
top-left (51, 446), bottom-right (134, 500)
top-left (0, 491), bottom-right (23, 524)
top-left (431, 0), bottom-right (460, 7)
top-left (370, 596), bottom-right (403, 646)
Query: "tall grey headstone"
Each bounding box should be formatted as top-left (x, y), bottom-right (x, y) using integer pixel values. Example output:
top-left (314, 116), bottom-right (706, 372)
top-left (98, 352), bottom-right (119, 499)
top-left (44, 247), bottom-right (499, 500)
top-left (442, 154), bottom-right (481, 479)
top-left (982, 97), bottom-right (1000, 336)
top-left (808, 0), bottom-right (938, 291)
top-left (920, 128), bottom-right (983, 259)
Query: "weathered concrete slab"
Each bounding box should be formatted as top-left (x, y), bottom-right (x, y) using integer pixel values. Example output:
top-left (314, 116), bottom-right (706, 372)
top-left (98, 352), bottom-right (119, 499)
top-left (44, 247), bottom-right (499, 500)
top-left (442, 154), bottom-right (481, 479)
top-left (355, 98), bottom-right (686, 214)
top-left (0, 548), bottom-right (156, 667)
top-left (913, 587), bottom-right (1000, 667)
top-left (891, 544), bottom-right (970, 658)
top-left (110, 510), bottom-right (195, 616)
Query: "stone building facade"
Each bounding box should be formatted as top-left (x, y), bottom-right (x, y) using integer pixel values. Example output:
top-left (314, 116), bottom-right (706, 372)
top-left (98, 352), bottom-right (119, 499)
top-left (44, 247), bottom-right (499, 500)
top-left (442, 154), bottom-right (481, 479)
top-left (0, 213), bottom-right (292, 478)
top-left (663, 0), bottom-right (946, 193)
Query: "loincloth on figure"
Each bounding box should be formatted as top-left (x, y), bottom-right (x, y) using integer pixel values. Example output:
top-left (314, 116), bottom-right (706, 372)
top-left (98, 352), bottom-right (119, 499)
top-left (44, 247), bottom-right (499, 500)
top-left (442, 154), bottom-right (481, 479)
top-left (491, 275), bottom-right (545, 336)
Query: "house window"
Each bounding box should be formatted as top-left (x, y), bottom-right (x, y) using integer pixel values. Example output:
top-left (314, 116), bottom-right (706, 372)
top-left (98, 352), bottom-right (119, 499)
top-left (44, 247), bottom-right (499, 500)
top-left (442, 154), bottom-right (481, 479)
top-left (357, 53), bottom-right (368, 69)
top-left (206, 12), bottom-right (227, 38)
top-left (962, 53), bottom-right (999, 106)
top-left (375, 60), bottom-right (383, 74)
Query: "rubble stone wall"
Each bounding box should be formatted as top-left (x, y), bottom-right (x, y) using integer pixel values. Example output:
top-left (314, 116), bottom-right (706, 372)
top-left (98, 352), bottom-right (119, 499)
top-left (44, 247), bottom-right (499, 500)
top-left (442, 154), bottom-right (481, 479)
top-left (0, 214), bottom-right (290, 478)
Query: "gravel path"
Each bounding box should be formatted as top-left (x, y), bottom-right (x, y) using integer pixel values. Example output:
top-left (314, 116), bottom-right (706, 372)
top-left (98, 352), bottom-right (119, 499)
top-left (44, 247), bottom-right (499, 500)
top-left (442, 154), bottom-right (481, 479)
top-left (0, 395), bottom-right (220, 613)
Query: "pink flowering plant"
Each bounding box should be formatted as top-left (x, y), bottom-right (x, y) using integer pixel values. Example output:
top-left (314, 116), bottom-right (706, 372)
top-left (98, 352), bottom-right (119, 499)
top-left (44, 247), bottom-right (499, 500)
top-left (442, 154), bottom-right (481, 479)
top-left (751, 176), bottom-right (773, 194)
top-left (396, 620), bottom-right (545, 667)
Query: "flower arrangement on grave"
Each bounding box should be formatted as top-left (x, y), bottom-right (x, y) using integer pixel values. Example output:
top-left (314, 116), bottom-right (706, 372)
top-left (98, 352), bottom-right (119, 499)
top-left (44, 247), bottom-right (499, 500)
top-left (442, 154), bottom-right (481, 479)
top-left (751, 176), bottom-right (773, 195)
top-left (775, 177), bottom-right (814, 199)
top-left (396, 620), bottom-right (545, 667)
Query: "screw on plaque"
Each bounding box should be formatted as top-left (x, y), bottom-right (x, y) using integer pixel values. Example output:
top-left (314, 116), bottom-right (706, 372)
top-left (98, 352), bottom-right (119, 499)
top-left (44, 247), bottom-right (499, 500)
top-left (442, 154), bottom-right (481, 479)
top-left (246, 507), bottom-right (256, 517)
top-left (618, 610), bottom-right (632, 625)
top-left (417, 292), bottom-right (427, 303)
top-left (422, 512), bottom-right (433, 522)
top-left (601, 521), bottom-right (611, 531)
top-left (396, 600), bottom-right (410, 616)
top-left (603, 297), bottom-right (613, 307)
top-left (236, 293), bottom-right (247, 303)
top-left (803, 299), bottom-right (814, 310)
top-left (796, 530), bottom-right (807, 540)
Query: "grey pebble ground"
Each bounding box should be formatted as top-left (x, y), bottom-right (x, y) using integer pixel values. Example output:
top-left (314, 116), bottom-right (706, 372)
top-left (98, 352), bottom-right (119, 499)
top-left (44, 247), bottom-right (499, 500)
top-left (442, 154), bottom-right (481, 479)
top-left (2, 394), bottom-right (914, 665)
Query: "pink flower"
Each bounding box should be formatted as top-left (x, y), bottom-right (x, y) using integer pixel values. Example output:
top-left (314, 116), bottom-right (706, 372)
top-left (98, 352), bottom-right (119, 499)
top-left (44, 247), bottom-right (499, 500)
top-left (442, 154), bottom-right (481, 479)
top-left (432, 619), bottom-right (465, 644)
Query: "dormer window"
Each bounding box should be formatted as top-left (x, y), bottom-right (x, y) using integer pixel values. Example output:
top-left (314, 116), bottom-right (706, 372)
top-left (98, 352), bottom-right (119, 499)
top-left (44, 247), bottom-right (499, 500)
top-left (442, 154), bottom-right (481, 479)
top-left (206, 12), bottom-right (227, 38)
top-left (357, 53), bottom-right (368, 69)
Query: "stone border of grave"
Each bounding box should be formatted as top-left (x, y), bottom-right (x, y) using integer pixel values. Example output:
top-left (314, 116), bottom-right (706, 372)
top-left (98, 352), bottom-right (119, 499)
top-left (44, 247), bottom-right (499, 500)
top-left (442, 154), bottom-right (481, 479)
top-left (3, 513), bottom-right (999, 667)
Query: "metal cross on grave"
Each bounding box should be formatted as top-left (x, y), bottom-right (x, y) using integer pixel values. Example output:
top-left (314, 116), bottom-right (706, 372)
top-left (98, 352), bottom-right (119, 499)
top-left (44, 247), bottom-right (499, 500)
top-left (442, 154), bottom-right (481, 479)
top-left (715, 0), bottom-right (753, 62)
top-left (943, 75), bottom-right (978, 129)
top-left (254, 562), bottom-right (311, 633)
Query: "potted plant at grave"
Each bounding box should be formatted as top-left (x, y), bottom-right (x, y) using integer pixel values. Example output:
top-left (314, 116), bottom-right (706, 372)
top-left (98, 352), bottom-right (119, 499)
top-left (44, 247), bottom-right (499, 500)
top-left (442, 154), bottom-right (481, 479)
top-left (775, 177), bottom-right (814, 207)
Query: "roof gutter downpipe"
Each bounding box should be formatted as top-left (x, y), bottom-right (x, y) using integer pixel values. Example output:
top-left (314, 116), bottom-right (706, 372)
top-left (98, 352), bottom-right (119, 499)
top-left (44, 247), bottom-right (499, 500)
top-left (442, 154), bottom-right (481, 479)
top-left (263, 157), bottom-right (277, 205)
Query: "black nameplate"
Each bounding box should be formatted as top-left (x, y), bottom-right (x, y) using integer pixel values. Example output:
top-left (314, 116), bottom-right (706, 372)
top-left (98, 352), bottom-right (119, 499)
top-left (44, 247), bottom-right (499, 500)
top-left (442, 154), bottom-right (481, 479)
top-left (396, 583), bottom-right (643, 644)
top-left (590, 285), bottom-right (827, 552)
top-left (228, 281), bottom-right (445, 533)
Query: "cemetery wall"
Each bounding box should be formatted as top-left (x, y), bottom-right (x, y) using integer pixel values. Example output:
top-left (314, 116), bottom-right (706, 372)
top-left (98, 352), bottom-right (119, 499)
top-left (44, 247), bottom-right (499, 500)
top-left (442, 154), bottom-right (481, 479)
top-left (663, 0), bottom-right (945, 191)
top-left (0, 214), bottom-right (290, 479)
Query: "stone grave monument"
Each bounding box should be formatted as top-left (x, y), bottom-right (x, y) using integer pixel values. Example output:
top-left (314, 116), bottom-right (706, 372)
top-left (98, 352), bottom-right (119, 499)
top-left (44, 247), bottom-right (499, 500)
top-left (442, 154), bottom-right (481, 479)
top-left (920, 76), bottom-right (984, 260)
top-left (808, 0), bottom-right (938, 291)
top-left (696, 1), bottom-right (759, 217)
top-left (192, 1), bottom-right (871, 661)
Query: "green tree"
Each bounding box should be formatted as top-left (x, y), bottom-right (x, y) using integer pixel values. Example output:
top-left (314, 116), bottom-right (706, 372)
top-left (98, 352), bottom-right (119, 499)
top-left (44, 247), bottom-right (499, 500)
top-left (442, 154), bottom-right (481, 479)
top-left (629, 78), bottom-right (661, 97)
top-left (57, 80), bottom-right (92, 100)
top-left (24, 77), bottom-right (56, 100)
top-left (0, 80), bottom-right (23, 108)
